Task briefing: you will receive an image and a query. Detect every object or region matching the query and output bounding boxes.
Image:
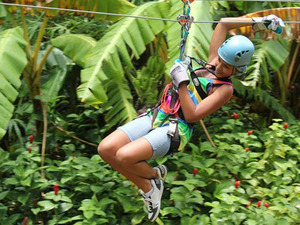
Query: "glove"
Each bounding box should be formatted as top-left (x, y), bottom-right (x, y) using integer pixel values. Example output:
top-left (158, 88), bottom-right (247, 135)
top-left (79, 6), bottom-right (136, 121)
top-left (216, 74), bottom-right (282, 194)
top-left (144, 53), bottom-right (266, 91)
top-left (252, 15), bottom-right (285, 34)
top-left (170, 57), bottom-right (190, 89)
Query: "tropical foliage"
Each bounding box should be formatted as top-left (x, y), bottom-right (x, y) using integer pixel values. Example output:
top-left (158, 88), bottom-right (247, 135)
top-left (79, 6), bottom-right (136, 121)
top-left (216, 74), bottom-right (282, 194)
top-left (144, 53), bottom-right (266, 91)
top-left (0, 0), bottom-right (299, 139)
top-left (0, 27), bottom-right (27, 139)
top-left (0, 0), bottom-right (299, 224)
top-left (0, 111), bottom-right (299, 224)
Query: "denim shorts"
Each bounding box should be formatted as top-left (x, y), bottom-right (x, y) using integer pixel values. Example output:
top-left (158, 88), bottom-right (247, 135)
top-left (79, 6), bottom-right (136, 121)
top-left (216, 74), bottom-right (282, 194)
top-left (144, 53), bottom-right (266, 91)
top-left (117, 115), bottom-right (171, 159)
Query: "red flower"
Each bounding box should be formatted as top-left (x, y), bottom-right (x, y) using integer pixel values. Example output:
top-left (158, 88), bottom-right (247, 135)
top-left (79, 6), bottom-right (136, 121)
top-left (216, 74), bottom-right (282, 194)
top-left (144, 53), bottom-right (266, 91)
top-left (23, 217), bottom-right (28, 225)
top-left (245, 147), bottom-right (249, 152)
top-left (265, 202), bottom-right (269, 208)
top-left (247, 130), bottom-right (253, 135)
top-left (193, 168), bottom-right (198, 177)
top-left (284, 123), bottom-right (288, 130)
top-left (29, 135), bottom-right (34, 143)
top-left (233, 112), bottom-right (239, 120)
top-left (28, 147), bottom-right (32, 153)
top-left (54, 184), bottom-right (59, 195)
top-left (257, 200), bottom-right (262, 207)
top-left (235, 180), bottom-right (241, 188)
top-left (246, 201), bottom-right (251, 209)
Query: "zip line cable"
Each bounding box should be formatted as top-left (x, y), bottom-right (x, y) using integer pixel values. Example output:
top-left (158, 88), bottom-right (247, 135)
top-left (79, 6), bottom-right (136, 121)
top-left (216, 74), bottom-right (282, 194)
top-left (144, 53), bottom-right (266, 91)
top-left (0, 2), bottom-right (299, 24)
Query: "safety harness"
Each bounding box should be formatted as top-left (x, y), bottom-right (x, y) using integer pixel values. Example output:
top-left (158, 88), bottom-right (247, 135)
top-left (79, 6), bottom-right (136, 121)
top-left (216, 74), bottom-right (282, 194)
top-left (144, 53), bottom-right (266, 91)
top-left (156, 59), bottom-right (224, 156)
top-left (144, 0), bottom-right (218, 156)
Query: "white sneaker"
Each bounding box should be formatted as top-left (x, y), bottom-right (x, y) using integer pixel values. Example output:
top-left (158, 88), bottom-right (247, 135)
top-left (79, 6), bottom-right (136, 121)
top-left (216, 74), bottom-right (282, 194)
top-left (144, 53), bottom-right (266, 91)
top-left (153, 165), bottom-right (167, 180)
top-left (141, 179), bottom-right (164, 222)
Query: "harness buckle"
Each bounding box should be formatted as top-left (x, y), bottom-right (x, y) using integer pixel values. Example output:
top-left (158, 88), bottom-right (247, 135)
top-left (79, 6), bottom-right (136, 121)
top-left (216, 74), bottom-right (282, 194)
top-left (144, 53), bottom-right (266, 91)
top-left (167, 117), bottom-right (178, 137)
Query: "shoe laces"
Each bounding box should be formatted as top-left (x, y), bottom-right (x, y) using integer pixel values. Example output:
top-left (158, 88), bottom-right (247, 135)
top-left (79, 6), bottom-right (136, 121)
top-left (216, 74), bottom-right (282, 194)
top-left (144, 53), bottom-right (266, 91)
top-left (142, 196), bottom-right (156, 211)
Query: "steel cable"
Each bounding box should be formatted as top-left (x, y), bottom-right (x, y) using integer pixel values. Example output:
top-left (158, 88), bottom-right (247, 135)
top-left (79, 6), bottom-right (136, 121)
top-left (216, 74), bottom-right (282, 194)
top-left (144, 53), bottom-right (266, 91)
top-left (0, 2), bottom-right (299, 24)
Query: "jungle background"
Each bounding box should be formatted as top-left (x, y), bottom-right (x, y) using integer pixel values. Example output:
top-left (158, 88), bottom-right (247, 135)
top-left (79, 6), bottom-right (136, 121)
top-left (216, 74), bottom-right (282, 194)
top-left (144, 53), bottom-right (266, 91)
top-left (0, 0), bottom-right (299, 224)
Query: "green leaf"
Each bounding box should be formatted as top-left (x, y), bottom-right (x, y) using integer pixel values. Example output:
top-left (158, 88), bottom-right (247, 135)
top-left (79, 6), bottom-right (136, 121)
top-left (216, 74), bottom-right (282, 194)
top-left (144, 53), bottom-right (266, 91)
top-left (160, 206), bottom-right (181, 216)
top-left (233, 79), bottom-right (295, 121)
top-left (0, 27), bottom-right (27, 140)
top-left (17, 193), bottom-right (30, 205)
top-left (116, 195), bottom-right (136, 213)
top-left (58, 202), bottom-right (73, 213)
top-left (83, 210), bottom-right (94, 220)
top-left (242, 40), bottom-right (267, 87)
top-left (131, 213), bottom-right (145, 225)
top-left (56, 215), bottom-right (82, 224)
top-left (3, 178), bottom-right (19, 185)
top-left (171, 181), bottom-right (195, 192)
top-left (0, 191), bottom-right (9, 200)
top-left (74, 1), bottom-right (167, 126)
top-left (38, 200), bottom-right (57, 211)
top-left (51, 34), bottom-right (97, 68)
top-left (265, 40), bottom-right (289, 71)
top-left (214, 180), bottom-right (235, 197)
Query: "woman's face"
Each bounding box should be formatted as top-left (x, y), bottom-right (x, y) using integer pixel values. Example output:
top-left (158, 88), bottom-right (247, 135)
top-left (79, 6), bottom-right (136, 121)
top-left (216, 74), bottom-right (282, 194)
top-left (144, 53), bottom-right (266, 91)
top-left (215, 56), bottom-right (235, 78)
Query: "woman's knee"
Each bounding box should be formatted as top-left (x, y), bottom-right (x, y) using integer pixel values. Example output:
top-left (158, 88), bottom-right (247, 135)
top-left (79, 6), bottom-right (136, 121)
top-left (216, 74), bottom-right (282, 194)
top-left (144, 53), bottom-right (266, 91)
top-left (98, 130), bottom-right (131, 158)
top-left (115, 147), bottom-right (133, 168)
top-left (97, 140), bottom-right (114, 160)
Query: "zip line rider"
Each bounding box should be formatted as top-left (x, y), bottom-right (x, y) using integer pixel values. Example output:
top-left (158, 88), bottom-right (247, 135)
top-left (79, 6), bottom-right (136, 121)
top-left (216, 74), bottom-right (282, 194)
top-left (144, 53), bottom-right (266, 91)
top-left (97, 14), bottom-right (285, 222)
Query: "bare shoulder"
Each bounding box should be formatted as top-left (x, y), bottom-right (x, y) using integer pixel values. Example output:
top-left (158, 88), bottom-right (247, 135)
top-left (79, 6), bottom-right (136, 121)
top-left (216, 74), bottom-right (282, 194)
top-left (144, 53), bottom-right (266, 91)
top-left (213, 83), bottom-right (234, 101)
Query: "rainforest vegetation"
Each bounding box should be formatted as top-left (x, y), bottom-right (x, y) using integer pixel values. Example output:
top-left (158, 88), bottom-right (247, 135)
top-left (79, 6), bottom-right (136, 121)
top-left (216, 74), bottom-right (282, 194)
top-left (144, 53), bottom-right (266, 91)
top-left (0, 0), bottom-right (299, 224)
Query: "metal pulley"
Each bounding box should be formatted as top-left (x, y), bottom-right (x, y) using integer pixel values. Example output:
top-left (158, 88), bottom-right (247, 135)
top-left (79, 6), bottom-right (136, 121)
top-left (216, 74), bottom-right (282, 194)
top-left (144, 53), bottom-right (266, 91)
top-left (177, 0), bottom-right (194, 60)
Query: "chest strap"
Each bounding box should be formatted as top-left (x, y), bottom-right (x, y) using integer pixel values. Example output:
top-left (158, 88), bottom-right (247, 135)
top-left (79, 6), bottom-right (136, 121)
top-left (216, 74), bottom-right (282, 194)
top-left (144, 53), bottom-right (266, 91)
top-left (190, 70), bottom-right (208, 100)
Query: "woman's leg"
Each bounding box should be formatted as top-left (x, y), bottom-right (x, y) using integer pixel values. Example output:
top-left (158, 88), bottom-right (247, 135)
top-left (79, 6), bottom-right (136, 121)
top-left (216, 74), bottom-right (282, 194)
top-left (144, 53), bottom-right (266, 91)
top-left (98, 129), bottom-right (157, 192)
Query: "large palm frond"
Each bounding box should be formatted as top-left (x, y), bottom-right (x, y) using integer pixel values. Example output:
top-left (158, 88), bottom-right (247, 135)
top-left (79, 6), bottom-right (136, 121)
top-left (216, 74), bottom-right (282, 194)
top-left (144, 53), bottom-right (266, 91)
top-left (51, 34), bottom-right (109, 103)
top-left (233, 78), bottom-right (296, 121)
top-left (185, 1), bottom-right (213, 61)
top-left (242, 39), bottom-right (289, 87)
top-left (86, 1), bottom-right (169, 127)
top-left (0, 27), bottom-right (27, 139)
top-left (51, 34), bottom-right (97, 68)
top-left (52, 1), bottom-right (169, 127)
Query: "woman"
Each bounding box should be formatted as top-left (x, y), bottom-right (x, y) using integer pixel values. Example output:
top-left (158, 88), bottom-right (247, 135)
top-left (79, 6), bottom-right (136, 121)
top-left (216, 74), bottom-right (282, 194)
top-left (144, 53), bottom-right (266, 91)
top-left (98, 15), bottom-right (284, 222)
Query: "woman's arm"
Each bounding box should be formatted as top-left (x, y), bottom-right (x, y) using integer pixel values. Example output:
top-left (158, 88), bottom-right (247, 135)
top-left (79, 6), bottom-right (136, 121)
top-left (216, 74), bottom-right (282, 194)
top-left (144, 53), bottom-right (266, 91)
top-left (178, 83), bottom-right (233, 123)
top-left (208, 17), bottom-right (253, 63)
top-left (177, 18), bottom-right (251, 122)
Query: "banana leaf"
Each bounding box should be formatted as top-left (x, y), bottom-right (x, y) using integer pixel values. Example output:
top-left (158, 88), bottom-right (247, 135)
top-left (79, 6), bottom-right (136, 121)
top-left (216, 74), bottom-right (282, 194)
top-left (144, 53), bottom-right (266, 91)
top-left (79, 1), bottom-right (168, 126)
top-left (51, 34), bottom-right (107, 104)
top-left (0, 27), bottom-right (27, 140)
top-left (185, 1), bottom-right (213, 62)
top-left (0, 1), bottom-right (7, 18)
top-left (242, 38), bottom-right (289, 87)
top-left (41, 48), bottom-right (73, 102)
top-left (51, 34), bottom-right (97, 68)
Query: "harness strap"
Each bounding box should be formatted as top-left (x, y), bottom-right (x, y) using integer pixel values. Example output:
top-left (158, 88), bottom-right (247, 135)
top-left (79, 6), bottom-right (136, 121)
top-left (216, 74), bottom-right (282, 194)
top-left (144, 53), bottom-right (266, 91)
top-left (190, 70), bottom-right (208, 100)
top-left (166, 116), bottom-right (180, 156)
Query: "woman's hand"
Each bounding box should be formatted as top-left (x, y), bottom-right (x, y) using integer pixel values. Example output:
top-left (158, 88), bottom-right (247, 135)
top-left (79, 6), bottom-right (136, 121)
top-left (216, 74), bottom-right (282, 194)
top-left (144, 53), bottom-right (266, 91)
top-left (252, 15), bottom-right (285, 34)
top-left (170, 57), bottom-right (190, 89)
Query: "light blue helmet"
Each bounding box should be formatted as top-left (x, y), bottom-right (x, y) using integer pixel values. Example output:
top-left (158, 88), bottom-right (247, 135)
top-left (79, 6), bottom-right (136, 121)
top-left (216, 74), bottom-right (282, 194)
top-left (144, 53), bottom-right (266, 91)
top-left (218, 35), bottom-right (254, 73)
